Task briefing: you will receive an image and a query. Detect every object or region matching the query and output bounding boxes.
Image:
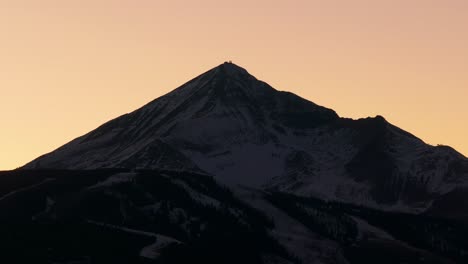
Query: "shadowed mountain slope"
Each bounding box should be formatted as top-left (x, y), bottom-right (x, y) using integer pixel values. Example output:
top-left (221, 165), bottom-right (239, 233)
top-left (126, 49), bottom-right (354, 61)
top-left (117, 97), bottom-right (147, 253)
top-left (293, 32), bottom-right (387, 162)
top-left (24, 62), bottom-right (468, 215)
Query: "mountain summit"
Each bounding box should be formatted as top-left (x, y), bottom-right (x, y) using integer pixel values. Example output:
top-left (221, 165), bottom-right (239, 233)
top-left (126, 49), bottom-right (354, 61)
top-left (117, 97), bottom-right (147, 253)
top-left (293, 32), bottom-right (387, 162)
top-left (25, 63), bottom-right (468, 214)
top-left (25, 62), bottom-right (338, 174)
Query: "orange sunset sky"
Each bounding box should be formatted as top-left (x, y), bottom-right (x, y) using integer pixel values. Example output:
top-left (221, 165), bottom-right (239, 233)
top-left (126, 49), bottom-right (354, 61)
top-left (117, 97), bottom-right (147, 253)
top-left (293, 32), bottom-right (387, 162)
top-left (1, 0), bottom-right (467, 170)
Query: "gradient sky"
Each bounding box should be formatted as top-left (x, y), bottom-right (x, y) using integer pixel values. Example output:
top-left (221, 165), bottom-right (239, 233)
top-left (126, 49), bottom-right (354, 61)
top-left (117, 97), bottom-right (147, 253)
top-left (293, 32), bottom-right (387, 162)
top-left (1, 0), bottom-right (467, 169)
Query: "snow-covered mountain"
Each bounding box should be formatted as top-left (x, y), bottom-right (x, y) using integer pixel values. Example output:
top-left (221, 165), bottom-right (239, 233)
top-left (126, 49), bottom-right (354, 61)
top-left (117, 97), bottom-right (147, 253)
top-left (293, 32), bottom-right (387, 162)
top-left (24, 62), bottom-right (468, 214)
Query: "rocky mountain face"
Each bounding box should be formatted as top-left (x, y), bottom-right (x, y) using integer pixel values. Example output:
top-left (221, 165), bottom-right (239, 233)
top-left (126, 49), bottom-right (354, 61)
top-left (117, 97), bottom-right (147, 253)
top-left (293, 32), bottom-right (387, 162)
top-left (24, 62), bottom-right (468, 215)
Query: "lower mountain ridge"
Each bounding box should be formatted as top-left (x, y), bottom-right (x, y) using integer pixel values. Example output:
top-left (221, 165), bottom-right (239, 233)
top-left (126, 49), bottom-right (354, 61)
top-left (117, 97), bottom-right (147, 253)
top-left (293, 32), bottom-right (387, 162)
top-left (6, 62), bottom-right (467, 263)
top-left (1, 169), bottom-right (466, 263)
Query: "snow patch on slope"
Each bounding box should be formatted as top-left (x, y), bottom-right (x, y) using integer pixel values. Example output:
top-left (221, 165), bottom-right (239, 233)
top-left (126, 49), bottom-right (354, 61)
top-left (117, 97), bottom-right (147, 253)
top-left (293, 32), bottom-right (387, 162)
top-left (85, 219), bottom-right (181, 260)
top-left (87, 173), bottom-right (136, 189)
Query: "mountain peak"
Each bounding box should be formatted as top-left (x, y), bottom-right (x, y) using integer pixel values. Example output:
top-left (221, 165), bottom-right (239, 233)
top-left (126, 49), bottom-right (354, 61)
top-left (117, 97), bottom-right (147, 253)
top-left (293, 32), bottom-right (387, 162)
top-left (212, 61), bottom-right (250, 79)
top-left (24, 62), bottom-right (340, 171)
top-left (220, 61), bottom-right (245, 70)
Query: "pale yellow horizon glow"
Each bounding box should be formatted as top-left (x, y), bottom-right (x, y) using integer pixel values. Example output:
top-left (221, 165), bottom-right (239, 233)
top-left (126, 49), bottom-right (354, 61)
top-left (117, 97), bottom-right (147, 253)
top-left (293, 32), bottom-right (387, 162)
top-left (1, 0), bottom-right (467, 170)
